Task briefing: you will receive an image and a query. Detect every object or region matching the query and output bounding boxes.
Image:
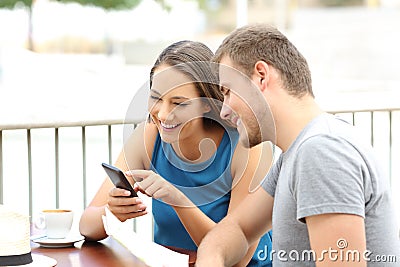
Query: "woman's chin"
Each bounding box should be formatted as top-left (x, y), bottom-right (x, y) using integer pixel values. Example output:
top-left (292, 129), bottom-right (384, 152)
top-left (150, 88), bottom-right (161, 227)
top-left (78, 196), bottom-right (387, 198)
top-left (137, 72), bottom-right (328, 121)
top-left (160, 132), bottom-right (177, 144)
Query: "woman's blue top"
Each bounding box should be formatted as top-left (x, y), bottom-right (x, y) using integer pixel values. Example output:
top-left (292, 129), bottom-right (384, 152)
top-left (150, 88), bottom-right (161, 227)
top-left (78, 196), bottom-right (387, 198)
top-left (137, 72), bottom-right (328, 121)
top-left (151, 129), bottom-right (272, 266)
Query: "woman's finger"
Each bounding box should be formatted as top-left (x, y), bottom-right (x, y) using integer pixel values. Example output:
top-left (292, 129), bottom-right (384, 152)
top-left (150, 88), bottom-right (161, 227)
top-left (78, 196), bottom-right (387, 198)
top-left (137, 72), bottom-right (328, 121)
top-left (109, 187), bottom-right (132, 197)
top-left (125, 169), bottom-right (153, 182)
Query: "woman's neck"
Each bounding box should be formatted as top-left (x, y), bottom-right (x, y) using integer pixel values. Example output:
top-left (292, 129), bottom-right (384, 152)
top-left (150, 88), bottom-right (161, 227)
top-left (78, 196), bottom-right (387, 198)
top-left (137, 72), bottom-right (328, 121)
top-left (171, 124), bottom-right (225, 163)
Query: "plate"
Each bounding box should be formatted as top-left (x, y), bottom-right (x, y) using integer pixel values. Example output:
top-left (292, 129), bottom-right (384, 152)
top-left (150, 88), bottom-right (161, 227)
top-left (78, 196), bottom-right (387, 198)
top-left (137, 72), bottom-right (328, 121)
top-left (31, 235), bottom-right (84, 248)
top-left (27, 254), bottom-right (57, 266)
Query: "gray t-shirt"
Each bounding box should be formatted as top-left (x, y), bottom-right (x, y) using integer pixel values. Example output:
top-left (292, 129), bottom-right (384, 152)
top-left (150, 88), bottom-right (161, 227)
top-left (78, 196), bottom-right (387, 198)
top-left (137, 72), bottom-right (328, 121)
top-left (262, 113), bottom-right (400, 266)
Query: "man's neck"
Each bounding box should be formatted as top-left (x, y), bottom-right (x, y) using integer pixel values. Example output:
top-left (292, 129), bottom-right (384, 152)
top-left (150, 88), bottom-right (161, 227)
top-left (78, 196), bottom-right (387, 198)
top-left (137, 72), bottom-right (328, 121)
top-left (275, 96), bottom-right (323, 152)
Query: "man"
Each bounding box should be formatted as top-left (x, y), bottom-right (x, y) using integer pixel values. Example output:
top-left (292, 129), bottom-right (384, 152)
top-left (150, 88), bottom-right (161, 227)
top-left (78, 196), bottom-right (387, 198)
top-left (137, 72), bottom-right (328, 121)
top-left (196, 24), bottom-right (400, 266)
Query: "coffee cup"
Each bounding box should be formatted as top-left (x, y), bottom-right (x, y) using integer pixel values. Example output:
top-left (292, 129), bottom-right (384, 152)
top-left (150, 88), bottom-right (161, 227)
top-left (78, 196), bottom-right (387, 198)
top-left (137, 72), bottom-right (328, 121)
top-left (35, 209), bottom-right (73, 239)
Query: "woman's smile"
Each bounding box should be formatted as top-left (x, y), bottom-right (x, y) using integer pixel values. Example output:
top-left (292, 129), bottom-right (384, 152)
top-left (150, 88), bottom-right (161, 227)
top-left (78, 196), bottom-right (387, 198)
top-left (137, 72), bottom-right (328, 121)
top-left (160, 121), bottom-right (182, 132)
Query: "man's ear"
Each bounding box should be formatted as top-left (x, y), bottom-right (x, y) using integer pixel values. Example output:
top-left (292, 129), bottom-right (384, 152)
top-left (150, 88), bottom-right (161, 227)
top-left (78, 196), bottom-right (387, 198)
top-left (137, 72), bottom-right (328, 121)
top-left (252, 61), bottom-right (270, 92)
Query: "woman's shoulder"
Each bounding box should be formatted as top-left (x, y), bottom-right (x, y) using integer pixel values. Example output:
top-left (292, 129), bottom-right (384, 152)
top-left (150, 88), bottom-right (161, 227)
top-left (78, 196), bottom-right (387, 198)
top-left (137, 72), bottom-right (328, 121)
top-left (128, 121), bottom-right (158, 142)
top-left (143, 120), bottom-right (159, 137)
top-left (143, 121), bottom-right (159, 158)
top-left (232, 141), bottom-right (273, 169)
top-left (124, 121), bottom-right (159, 169)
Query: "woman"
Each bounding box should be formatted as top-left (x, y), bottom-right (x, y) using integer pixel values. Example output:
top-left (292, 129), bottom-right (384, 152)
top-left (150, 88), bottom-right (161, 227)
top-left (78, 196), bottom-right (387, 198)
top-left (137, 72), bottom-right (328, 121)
top-left (79, 40), bottom-right (273, 266)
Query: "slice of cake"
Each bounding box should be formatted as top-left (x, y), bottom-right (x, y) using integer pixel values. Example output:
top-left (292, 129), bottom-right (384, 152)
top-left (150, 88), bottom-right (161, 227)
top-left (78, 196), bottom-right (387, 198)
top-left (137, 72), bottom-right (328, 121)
top-left (0, 205), bottom-right (33, 266)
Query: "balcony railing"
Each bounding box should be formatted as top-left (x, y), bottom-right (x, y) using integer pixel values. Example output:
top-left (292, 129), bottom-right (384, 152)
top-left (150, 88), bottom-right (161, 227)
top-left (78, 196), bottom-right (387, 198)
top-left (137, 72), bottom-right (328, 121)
top-left (0, 118), bottom-right (138, 209)
top-left (0, 118), bottom-right (152, 238)
top-left (1, 107), bottom-right (399, 237)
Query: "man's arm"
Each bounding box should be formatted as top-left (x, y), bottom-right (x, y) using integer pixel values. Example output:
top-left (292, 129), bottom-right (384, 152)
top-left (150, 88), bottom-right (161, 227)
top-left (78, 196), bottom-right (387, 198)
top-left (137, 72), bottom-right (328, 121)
top-left (196, 187), bottom-right (274, 267)
top-left (306, 213), bottom-right (366, 267)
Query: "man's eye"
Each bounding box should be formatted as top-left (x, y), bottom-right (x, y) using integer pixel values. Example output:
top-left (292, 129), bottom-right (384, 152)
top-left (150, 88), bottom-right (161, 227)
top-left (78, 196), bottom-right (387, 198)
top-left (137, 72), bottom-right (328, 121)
top-left (220, 86), bottom-right (230, 96)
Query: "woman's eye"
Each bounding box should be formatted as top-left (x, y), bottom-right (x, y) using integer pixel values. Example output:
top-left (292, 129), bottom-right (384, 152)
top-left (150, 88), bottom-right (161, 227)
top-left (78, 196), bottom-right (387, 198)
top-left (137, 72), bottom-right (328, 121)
top-left (150, 95), bottom-right (161, 101)
top-left (174, 102), bottom-right (189, 107)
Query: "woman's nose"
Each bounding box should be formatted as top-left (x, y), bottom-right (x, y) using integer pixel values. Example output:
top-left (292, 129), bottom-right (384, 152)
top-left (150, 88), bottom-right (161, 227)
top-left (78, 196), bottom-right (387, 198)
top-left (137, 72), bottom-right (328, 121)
top-left (157, 102), bottom-right (174, 121)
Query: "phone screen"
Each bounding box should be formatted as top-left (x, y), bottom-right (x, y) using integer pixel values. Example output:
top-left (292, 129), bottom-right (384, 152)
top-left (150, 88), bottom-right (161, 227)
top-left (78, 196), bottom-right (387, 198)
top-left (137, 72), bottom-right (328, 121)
top-left (101, 163), bottom-right (137, 197)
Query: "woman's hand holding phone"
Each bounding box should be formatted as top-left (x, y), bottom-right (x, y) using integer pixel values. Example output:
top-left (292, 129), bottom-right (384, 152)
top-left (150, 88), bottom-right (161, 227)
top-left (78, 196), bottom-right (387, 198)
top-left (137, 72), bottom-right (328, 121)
top-left (106, 187), bottom-right (148, 222)
top-left (101, 163), bottom-right (148, 221)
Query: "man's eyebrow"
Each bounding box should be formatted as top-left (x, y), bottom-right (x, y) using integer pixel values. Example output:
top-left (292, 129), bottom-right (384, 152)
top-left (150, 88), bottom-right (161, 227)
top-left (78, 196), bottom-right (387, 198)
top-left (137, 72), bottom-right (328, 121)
top-left (220, 82), bottom-right (231, 88)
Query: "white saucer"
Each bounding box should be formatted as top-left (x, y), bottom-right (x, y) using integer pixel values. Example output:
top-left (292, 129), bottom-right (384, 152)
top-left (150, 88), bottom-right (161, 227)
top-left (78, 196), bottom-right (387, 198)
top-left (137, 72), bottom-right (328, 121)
top-left (31, 235), bottom-right (84, 248)
top-left (24, 254), bottom-right (57, 266)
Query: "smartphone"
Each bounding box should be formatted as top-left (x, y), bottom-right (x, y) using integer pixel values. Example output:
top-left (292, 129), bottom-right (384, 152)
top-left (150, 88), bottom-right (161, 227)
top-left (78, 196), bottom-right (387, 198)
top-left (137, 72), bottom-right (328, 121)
top-left (101, 162), bottom-right (137, 198)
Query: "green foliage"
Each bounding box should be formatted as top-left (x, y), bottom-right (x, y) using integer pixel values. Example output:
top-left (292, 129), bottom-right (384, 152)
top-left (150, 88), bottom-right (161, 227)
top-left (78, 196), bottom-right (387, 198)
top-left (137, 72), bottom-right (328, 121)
top-left (0, 0), bottom-right (179, 52)
top-left (55, 0), bottom-right (141, 10)
top-left (196, 0), bottom-right (226, 11)
top-left (0, 0), bottom-right (32, 9)
top-left (320, 0), bottom-right (363, 6)
top-left (0, 0), bottom-right (200, 11)
top-left (0, 0), bottom-right (173, 11)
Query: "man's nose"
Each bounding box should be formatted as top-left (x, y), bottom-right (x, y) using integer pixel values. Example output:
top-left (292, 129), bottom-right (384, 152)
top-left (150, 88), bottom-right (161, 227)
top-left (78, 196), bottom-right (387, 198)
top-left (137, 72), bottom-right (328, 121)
top-left (220, 101), bottom-right (232, 120)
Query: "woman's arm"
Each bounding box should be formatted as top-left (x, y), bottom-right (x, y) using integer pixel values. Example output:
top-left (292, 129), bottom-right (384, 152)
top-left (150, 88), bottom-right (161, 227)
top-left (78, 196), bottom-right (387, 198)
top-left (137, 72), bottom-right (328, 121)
top-left (79, 122), bottom-right (155, 241)
top-left (128, 140), bottom-right (273, 266)
top-left (174, 141), bottom-right (273, 266)
top-left (171, 142), bottom-right (272, 245)
top-left (196, 188), bottom-right (274, 267)
top-left (226, 141), bottom-right (274, 266)
top-left (125, 169), bottom-right (213, 244)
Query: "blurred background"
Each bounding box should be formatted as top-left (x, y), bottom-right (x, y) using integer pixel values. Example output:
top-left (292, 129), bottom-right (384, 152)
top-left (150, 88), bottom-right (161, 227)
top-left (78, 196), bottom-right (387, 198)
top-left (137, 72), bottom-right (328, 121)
top-left (0, 0), bottom-right (399, 238)
top-left (1, 0), bottom-right (399, 123)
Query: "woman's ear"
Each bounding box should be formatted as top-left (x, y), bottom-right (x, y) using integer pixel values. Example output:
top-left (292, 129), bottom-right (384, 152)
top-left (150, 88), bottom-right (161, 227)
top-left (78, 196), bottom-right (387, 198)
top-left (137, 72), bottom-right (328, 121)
top-left (202, 103), bottom-right (212, 113)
